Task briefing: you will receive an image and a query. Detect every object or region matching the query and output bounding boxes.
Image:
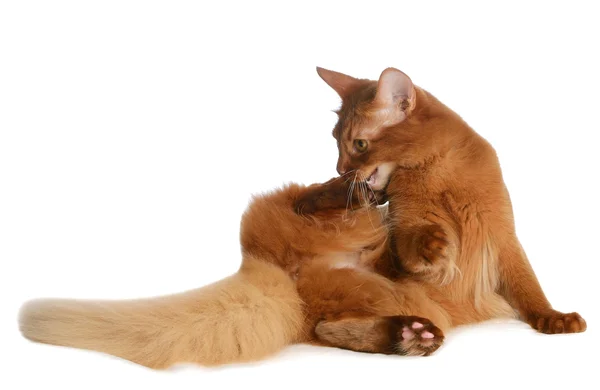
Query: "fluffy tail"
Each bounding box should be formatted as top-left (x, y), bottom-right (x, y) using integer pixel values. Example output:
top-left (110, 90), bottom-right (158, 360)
top-left (18, 259), bottom-right (304, 369)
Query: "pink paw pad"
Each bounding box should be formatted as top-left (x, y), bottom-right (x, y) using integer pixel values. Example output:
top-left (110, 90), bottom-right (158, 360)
top-left (402, 326), bottom-right (415, 340)
top-left (411, 322), bottom-right (424, 329)
top-left (421, 331), bottom-right (435, 339)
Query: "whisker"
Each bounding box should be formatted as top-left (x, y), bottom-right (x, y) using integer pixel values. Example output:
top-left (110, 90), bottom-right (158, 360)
top-left (342, 169), bottom-right (358, 184)
top-left (345, 173), bottom-right (354, 212)
top-left (350, 172), bottom-right (358, 211)
top-left (357, 172), bottom-right (374, 208)
top-left (360, 181), bottom-right (377, 230)
top-left (365, 183), bottom-right (379, 207)
top-left (345, 178), bottom-right (353, 215)
top-left (360, 181), bottom-right (369, 207)
top-left (345, 172), bottom-right (358, 215)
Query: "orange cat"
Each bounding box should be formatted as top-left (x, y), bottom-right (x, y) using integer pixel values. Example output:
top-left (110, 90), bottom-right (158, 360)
top-left (296, 66), bottom-right (587, 341)
top-left (19, 66), bottom-right (586, 369)
top-left (19, 180), bottom-right (444, 368)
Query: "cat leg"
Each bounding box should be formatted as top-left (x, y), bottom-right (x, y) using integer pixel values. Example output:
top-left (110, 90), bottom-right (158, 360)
top-left (315, 314), bottom-right (444, 356)
top-left (498, 239), bottom-right (586, 334)
top-left (297, 264), bottom-right (447, 356)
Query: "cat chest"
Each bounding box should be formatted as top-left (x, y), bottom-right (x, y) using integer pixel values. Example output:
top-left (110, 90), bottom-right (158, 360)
top-left (319, 252), bottom-right (363, 270)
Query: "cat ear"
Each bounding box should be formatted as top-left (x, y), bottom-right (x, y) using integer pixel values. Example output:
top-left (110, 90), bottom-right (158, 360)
top-left (374, 68), bottom-right (415, 108)
top-left (316, 67), bottom-right (364, 99)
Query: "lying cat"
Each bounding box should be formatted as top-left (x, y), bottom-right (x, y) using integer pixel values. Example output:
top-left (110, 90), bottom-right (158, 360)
top-left (295, 66), bottom-right (587, 348)
top-left (19, 179), bottom-right (442, 369)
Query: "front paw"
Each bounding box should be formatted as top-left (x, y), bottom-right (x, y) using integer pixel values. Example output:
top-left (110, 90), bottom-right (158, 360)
top-left (528, 311), bottom-right (587, 334)
top-left (418, 224), bottom-right (449, 264)
top-left (400, 225), bottom-right (450, 276)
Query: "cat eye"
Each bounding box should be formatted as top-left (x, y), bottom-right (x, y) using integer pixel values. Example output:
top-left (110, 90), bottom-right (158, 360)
top-left (354, 139), bottom-right (368, 153)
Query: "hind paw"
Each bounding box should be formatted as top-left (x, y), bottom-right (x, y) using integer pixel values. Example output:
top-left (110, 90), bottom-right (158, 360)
top-left (393, 316), bottom-right (444, 356)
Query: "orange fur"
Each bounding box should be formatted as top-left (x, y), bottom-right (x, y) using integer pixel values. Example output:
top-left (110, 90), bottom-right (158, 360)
top-left (20, 66), bottom-right (585, 368)
top-left (20, 182), bottom-right (444, 367)
top-left (20, 259), bottom-right (304, 368)
top-left (309, 66), bottom-right (587, 335)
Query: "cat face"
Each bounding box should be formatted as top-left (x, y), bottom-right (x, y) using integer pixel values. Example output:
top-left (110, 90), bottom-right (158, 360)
top-left (318, 67), bottom-right (418, 191)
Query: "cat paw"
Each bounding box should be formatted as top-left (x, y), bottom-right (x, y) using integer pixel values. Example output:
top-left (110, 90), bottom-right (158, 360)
top-left (393, 316), bottom-right (444, 356)
top-left (418, 225), bottom-right (449, 265)
top-left (401, 225), bottom-right (451, 276)
top-left (294, 193), bottom-right (319, 215)
top-left (528, 311), bottom-right (587, 334)
top-left (294, 178), bottom-right (383, 215)
top-left (294, 179), bottom-right (348, 215)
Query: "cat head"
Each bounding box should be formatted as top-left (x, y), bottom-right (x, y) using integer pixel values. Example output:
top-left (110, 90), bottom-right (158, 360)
top-left (317, 67), bottom-right (444, 191)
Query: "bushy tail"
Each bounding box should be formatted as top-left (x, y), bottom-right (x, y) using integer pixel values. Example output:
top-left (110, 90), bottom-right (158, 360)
top-left (18, 259), bottom-right (304, 369)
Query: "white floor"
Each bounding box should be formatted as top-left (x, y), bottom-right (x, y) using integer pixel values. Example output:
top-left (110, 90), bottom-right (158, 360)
top-left (8, 317), bottom-right (596, 390)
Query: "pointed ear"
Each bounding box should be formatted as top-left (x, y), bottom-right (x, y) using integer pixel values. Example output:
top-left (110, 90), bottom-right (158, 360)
top-left (374, 68), bottom-right (415, 108)
top-left (316, 67), bottom-right (364, 99)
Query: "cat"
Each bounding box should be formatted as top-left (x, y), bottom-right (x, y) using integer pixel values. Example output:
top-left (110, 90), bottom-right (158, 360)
top-left (19, 179), bottom-right (444, 369)
top-left (294, 66), bottom-right (587, 350)
top-left (20, 66), bottom-right (584, 368)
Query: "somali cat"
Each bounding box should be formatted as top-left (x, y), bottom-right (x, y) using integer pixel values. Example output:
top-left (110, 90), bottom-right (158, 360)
top-left (19, 180), bottom-right (443, 369)
top-left (295, 66), bottom-right (587, 347)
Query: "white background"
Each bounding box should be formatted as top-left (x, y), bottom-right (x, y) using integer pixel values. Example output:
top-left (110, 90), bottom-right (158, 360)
top-left (1, 1), bottom-right (598, 389)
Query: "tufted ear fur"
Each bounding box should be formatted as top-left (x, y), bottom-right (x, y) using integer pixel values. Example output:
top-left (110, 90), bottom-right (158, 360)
top-left (316, 67), bottom-right (365, 100)
top-left (374, 67), bottom-right (415, 109)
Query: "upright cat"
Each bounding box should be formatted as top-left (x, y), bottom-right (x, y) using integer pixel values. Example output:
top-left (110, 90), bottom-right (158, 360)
top-left (296, 66), bottom-right (586, 344)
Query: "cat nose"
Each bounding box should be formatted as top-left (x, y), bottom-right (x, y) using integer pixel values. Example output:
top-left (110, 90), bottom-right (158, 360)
top-left (337, 159), bottom-right (350, 175)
